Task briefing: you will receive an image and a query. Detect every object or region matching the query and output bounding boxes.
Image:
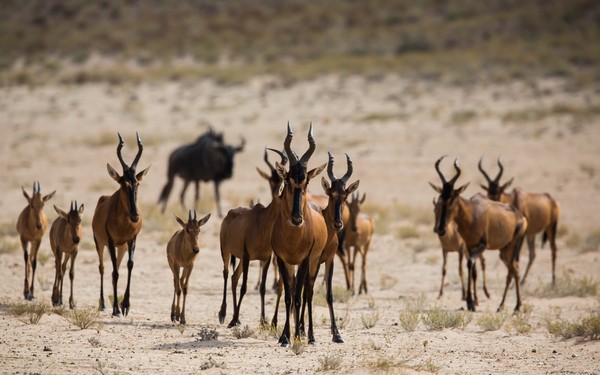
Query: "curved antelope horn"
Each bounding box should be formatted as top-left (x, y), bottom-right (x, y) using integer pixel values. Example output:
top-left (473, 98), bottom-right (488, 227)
top-left (32, 181), bottom-right (36, 194)
top-left (194, 209), bottom-right (198, 221)
top-left (495, 156), bottom-right (504, 183)
top-left (434, 155), bottom-right (447, 184)
top-left (478, 156), bottom-right (493, 184)
top-left (266, 148), bottom-right (288, 165)
top-left (70, 201), bottom-right (74, 211)
top-left (263, 148), bottom-right (274, 171)
top-left (188, 210), bottom-right (192, 222)
top-left (299, 122), bottom-right (315, 166)
top-left (116, 133), bottom-right (128, 171)
top-left (341, 153), bottom-right (353, 183)
top-left (36, 181), bottom-right (41, 193)
top-left (284, 122), bottom-right (298, 166)
top-left (327, 151), bottom-right (336, 181)
top-left (449, 158), bottom-right (461, 185)
top-left (131, 132), bottom-right (144, 171)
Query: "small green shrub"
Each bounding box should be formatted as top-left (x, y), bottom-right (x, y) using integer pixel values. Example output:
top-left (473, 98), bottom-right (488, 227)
top-left (290, 337), bottom-right (306, 355)
top-left (10, 300), bottom-right (50, 324)
top-left (66, 307), bottom-right (101, 330)
top-left (476, 311), bottom-right (507, 332)
top-left (422, 307), bottom-right (471, 331)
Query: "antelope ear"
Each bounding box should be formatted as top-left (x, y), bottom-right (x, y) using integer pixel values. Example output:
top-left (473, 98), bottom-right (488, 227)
top-left (78, 204), bottom-right (85, 214)
top-left (22, 187), bottom-right (31, 201)
top-left (43, 191), bottom-right (56, 202)
top-left (346, 180), bottom-right (360, 195)
top-left (501, 177), bottom-right (514, 191)
top-left (455, 182), bottom-right (470, 196)
top-left (480, 184), bottom-right (489, 191)
top-left (198, 213), bottom-right (211, 227)
top-left (107, 163), bottom-right (121, 182)
top-left (136, 166), bottom-right (151, 182)
top-left (256, 167), bottom-right (271, 181)
top-left (275, 161), bottom-right (286, 180)
top-left (321, 176), bottom-right (330, 193)
top-left (54, 205), bottom-right (68, 219)
top-left (308, 163), bottom-right (327, 180)
top-left (175, 215), bottom-right (186, 228)
top-left (428, 182), bottom-right (442, 194)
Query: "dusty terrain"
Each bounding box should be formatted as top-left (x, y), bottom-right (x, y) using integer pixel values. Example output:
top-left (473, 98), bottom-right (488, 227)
top-left (0, 75), bottom-right (599, 374)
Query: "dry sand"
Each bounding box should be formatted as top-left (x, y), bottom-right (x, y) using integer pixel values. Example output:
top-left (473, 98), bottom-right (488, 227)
top-left (0, 75), bottom-right (599, 374)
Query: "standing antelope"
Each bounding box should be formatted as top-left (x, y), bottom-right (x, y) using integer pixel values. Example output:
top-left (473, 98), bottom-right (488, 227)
top-left (430, 197), bottom-right (489, 302)
top-left (479, 157), bottom-right (560, 284)
top-left (92, 133), bottom-right (150, 317)
top-left (431, 156), bottom-right (527, 312)
top-left (16, 182), bottom-right (55, 300)
top-left (271, 123), bottom-right (328, 346)
top-left (167, 210), bottom-right (211, 325)
top-left (50, 201), bottom-right (84, 309)
top-left (345, 191), bottom-right (375, 295)
top-left (218, 148), bottom-right (287, 328)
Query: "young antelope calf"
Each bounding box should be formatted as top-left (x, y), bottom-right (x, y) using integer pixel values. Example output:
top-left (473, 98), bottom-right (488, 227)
top-left (16, 181), bottom-right (55, 300)
top-left (167, 210), bottom-right (210, 325)
top-left (346, 191), bottom-right (375, 295)
top-left (50, 201), bottom-right (84, 309)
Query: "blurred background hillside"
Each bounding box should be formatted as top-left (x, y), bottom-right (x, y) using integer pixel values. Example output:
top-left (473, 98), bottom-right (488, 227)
top-left (1, 0), bottom-right (599, 86)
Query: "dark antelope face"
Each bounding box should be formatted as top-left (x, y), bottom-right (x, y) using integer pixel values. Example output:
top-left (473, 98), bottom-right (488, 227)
top-left (22, 181), bottom-right (55, 229)
top-left (107, 133), bottom-right (150, 223)
top-left (321, 152), bottom-right (360, 231)
top-left (276, 123), bottom-right (325, 227)
top-left (478, 157), bottom-right (513, 202)
top-left (55, 201), bottom-right (84, 244)
top-left (429, 156), bottom-right (468, 237)
top-left (175, 210), bottom-right (211, 253)
top-left (348, 191), bottom-right (366, 232)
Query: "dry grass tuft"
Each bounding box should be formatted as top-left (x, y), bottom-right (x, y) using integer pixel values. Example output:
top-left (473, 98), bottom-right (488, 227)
top-left (476, 311), bottom-right (507, 332)
top-left (422, 307), bottom-right (471, 331)
top-left (547, 313), bottom-right (600, 340)
top-left (505, 303), bottom-right (534, 335)
top-left (232, 325), bottom-right (254, 339)
top-left (361, 310), bottom-right (380, 329)
top-left (290, 336), bottom-right (307, 356)
top-left (529, 273), bottom-right (597, 298)
top-left (65, 307), bottom-right (101, 330)
top-left (317, 354), bottom-right (343, 371)
top-left (9, 300), bottom-right (50, 324)
top-left (196, 327), bottom-right (219, 341)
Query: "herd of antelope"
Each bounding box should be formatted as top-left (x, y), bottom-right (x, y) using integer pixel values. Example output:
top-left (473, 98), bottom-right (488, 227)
top-left (14, 124), bottom-right (560, 346)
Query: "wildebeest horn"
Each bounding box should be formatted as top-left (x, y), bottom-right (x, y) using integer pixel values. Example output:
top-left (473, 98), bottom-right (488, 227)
top-left (327, 151), bottom-right (336, 181)
top-left (284, 122), bottom-right (298, 166)
top-left (341, 153), bottom-right (353, 183)
top-left (299, 122), bottom-right (316, 166)
top-left (116, 133), bottom-right (128, 171)
top-left (495, 156), bottom-right (504, 183)
top-left (478, 157), bottom-right (493, 184)
top-left (131, 132), bottom-right (144, 171)
top-left (434, 155), bottom-right (448, 185)
top-left (236, 137), bottom-right (246, 152)
top-left (266, 148), bottom-right (288, 167)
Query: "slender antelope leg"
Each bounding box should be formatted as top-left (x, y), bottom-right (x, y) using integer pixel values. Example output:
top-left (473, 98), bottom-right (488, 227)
top-left (107, 238), bottom-right (120, 317)
top-left (306, 264), bottom-right (320, 344)
top-left (458, 250), bottom-right (466, 301)
top-left (549, 224), bottom-right (558, 285)
top-left (259, 255), bottom-right (271, 325)
top-left (21, 237), bottom-right (31, 300)
top-left (218, 252), bottom-right (230, 325)
top-left (29, 240), bottom-right (41, 299)
top-left (438, 249), bottom-right (448, 299)
top-left (180, 180), bottom-right (190, 208)
top-left (230, 251), bottom-right (249, 328)
top-left (95, 237), bottom-right (106, 311)
top-left (520, 234), bottom-right (536, 285)
top-left (276, 257), bottom-right (293, 346)
top-left (325, 260), bottom-right (343, 343)
top-left (120, 238), bottom-right (136, 316)
top-left (214, 181), bottom-right (222, 217)
top-left (294, 260), bottom-right (309, 340)
top-left (466, 238), bottom-right (486, 312)
top-left (271, 276), bottom-right (283, 328)
top-left (360, 243), bottom-right (369, 294)
top-left (180, 267), bottom-right (193, 325)
top-left (171, 265), bottom-right (180, 322)
top-left (68, 251), bottom-right (77, 309)
top-left (228, 259), bottom-right (243, 327)
top-left (480, 255), bottom-right (490, 298)
top-left (60, 253), bottom-right (70, 306)
top-left (52, 249), bottom-right (62, 306)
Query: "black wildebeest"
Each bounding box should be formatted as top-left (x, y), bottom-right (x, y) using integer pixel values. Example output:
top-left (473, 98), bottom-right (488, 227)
top-left (158, 128), bottom-right (245, 217)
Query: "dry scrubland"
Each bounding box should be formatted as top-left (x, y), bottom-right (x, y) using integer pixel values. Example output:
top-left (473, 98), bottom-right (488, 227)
top-left (0, 75), bottom-right (599, 374)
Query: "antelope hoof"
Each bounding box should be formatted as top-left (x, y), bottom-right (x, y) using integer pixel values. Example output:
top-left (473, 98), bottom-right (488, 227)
top-left (69, 299), bottom-right (76, 310)
top-left (466, 299), bottom-right (476, 312)
top-left (308, 336), bottom-right (316, 345)
top-left (332, 335), bottom-right (344, 344)
top-left (120, 302), bottom-right (130, 317)
top-left (278, 334), bottom-right (289, 347)
top-left (218, 310), bottom-right (226, 325)
top-left (227, 319), bottom-right (240, 328)
top-left (271, 319), bottom-right (278, 328)
top-left (180, 318), bottom-right (186, 325)
top-left (171, 314), bottom-right (177, 323)
top-left (112, 309), bottom-right (122, 318)
top-left (99, 299), bottom-right (105, 311)
top-left (497, 305), bottom-right (505, 313)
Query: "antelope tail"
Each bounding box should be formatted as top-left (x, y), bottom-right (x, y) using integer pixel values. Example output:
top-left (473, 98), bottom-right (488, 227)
top-left (542, 220), bottom-right (558, 249)
top-left (512, 220), bottom-right (525, 263)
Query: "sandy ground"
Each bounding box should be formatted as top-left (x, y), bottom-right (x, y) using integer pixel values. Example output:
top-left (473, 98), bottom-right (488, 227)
top-left (0, 75), bottom-right (599, 374)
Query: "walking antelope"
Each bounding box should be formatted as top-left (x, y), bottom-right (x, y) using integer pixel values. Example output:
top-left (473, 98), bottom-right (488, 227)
top-left (92, 133), bottom-right (150, 317)
top-left (345, 191), bottom-right (375, 295)
top-left (300, 151), bottom-right (359, 343)
top-left (271, 123), bottom-right (327, 346)
top-left (49, 201), bottom-right (84, 309)
top-left (431, 156), bottom-right (527, 312)
top-left (479, 157), bottom-right (560, 284)
top-left (16, 182), bottom-right (55, 300)
top-left (218, 148), bottom-right (287, 328)
top-left (167, 210), bottom-right (211, 325)
top-left (430, 197), bottom-right (489, 302)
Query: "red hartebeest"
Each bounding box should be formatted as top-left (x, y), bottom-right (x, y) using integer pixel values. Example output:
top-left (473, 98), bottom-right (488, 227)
top-left (167, 210), bottom-right (211, 325)
top-left (478, 157), bottom-right (560, 284)
top-left (50, 201), bottom-right (84, 309)
top-left (16, 181), bottom-right (55, 300)
top-left (345, 191), bottom-right (375, 295)
top-left (92, 133), bottom-right (150, 317)
top-left (431, 156), bottom-right (527, 312)
top-left (271, 123), bottom-right (328, 346)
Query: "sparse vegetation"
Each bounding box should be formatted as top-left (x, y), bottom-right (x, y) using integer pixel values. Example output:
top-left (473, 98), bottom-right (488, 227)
top-left (0, 237), bottom-right (20, 254)
top-left (451, 110), bottom-right (477, 125)
top-left (196, 327), bottom-right (219, 341)
top-left (422, 307), bottom-right (471, 331)
top-left (529, 273), bottom-right (598, 298)
top-left (290, 337), bottom-right (307, 356)
top-left (66, 307), bottom-right (101, 330)
top-left (313, 285), bottom-right (353, 307)
top-left (476, 311), bottom-right (507, 332)
top-left (547, 313), bottom-right (600, 340)
top-left (9, 300), bottom-right (50, 324)
top-left (360, 310), bottom-right (380, 329)
top-left (505, 304), bottom-right (534, 335)
top-left (88, 336), bottom-right (101, 348)
top-left (317, 354), bottom-right (343, 371)
top-left (199, 356), bottom-right (225, 371)
top-left (232, 325), bottom-right (254, 339)
top-left (397, 224), bottom-right (420, 239)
